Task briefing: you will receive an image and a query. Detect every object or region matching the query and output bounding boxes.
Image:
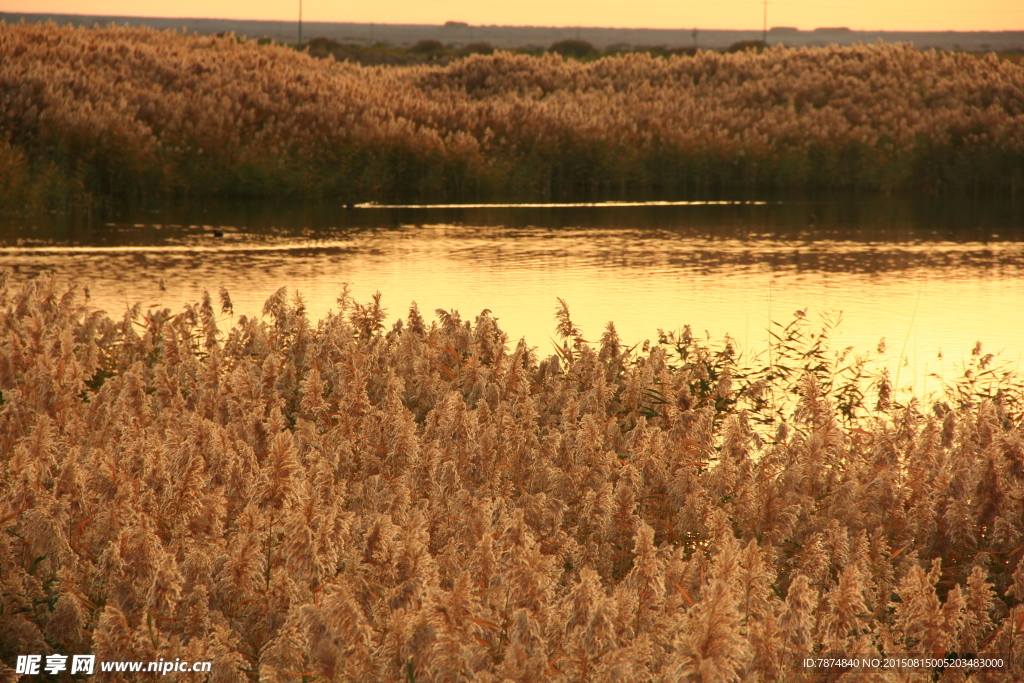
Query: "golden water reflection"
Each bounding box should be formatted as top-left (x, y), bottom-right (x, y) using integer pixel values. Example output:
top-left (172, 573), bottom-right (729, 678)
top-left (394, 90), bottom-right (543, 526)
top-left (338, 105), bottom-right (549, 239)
top-left (2, 200), bottom-right (1022, 398)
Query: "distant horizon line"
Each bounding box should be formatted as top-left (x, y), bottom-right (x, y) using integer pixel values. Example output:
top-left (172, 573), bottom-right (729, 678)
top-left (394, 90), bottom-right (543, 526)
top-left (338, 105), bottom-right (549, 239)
top-left (4, 12), bottom-right (1023, 34)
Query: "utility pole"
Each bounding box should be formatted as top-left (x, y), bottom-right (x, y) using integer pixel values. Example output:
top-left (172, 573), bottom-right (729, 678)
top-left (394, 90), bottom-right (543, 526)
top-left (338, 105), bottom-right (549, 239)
top-left (298, 0), bottom-right (303, 45)
top-left (762, 0), bottom-right (767, 44)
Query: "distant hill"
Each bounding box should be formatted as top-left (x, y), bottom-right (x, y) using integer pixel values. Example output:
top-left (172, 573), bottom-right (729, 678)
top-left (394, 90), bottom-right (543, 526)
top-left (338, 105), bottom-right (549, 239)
top-left (2, 12), bottom-right (1023, 51)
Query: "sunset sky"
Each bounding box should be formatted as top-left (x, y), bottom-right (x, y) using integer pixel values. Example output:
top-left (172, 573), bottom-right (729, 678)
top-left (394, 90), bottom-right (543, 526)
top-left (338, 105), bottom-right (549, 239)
top-left (6, 0), bottom-right (1023, 32)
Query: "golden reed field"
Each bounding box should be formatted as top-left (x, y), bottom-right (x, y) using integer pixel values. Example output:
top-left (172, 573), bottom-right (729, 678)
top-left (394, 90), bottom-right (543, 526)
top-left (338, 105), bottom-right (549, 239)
top-left (1, 22), bottom-right (1024, 209)
top-left (1, 273), bottom-right (1023, 681)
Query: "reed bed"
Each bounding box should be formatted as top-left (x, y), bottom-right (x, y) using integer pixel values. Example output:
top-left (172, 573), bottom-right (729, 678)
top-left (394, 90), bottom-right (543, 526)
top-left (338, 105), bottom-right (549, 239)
top-left (1, 272), bottom-right (1022, 682)
top-left (2, 22), bottom-right (1024, 210)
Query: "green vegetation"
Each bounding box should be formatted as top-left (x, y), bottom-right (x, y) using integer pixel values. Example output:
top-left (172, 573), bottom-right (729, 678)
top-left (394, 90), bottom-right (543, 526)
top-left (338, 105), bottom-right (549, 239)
top-left (302, 37), bottom-right (498, 66)
top-left (1, 23), bottom-right (1023, 214)
top-left (299, 36), bottom-right (695, 66)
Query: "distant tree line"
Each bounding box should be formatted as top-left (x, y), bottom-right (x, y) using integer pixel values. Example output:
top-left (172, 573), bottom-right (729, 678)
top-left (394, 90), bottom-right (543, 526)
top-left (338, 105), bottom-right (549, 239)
top-left (295, 37), bottom-right (1024, 68)
top-left (294, 36), bottom-right (756, 66)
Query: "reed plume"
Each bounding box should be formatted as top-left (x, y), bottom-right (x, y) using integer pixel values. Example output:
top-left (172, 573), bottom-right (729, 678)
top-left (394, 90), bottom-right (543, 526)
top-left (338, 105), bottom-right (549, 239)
top-left (1, 275), bottom-right (1022, 680)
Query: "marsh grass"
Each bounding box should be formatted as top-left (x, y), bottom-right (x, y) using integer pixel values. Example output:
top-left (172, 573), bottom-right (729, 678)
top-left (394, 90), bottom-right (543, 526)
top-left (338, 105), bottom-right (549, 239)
top-left (1, 272), bottom-right (1023, 681)
top-left (2, 23), bottom-right (1024, 213)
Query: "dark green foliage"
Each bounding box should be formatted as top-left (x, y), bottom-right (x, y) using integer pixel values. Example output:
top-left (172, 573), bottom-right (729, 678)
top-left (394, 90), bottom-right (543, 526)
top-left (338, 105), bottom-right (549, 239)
top-left (726, 40), bottom-right (768, 53)
top-left (548, 39), bottom-right (600, 60)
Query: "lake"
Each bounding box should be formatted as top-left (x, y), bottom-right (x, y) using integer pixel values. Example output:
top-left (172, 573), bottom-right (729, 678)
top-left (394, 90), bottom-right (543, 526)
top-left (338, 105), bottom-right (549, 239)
top-left (2, 196), bottom-right (1022, 399)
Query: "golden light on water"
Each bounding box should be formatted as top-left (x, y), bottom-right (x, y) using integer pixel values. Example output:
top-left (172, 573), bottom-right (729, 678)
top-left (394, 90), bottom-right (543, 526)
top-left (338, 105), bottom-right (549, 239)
top-left (4, 220), bottom-right (1022, 400)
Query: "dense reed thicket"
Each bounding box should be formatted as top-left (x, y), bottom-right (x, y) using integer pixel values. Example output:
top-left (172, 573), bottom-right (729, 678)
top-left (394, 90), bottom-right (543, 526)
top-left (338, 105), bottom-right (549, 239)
top-left (1, 272), bottom-right (1023, 681)
top-left (2, 22), bottom-right (1024, 211)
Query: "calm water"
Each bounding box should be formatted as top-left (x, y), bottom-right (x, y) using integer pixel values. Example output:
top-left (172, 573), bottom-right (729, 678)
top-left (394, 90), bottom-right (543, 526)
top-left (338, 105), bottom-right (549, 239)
top-left (2, 197), bottom-right (1022, 396)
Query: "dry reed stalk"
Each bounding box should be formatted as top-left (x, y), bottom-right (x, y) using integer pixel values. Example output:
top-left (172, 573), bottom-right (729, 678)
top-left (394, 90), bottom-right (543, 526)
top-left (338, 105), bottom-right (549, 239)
top-left (3, 24), bottom-right (1024, 206)
top-left (1, 275), bottom-right (1023, 680)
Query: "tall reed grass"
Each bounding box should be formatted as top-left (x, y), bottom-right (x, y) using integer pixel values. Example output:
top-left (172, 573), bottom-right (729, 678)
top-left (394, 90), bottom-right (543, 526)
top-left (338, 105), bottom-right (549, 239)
top-left (1, 272), bottom-right (1022, 681)
top-left (1, 22), bottom-right (1023, 211)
